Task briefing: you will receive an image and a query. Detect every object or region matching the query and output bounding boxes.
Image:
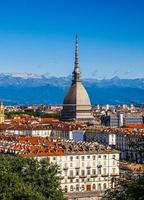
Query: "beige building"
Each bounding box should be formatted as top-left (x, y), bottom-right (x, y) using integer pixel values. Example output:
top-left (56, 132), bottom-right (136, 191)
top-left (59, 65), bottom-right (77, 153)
top-left (61, 34), bottom-right (94, 122)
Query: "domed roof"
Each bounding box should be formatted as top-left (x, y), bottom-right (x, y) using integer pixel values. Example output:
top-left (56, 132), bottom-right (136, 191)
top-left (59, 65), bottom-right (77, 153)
top-left (63, 82), bottom-right (91, 106)
top-left (61, 34), bottom-right (93, 121)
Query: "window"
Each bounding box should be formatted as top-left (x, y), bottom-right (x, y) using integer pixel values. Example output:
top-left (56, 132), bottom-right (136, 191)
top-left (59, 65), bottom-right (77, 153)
top-left (76, 184), bottom-right (79, 191)
top-left (81, 170), bottom-right (85, 176)
top-left (64, 186), bottom-right (68, 193)
top-left (70, 163), bottom-right (73, 167)
top-left (87, 155), bottom-right (90, 159)
top-left (103, 155), bottom-right (107, 159)
top-left (112, 155), bottom-right (116, 159)
top-left (53, 157), bottom-right (56, 160)
top-left (93, 184), bottom-right (96, 190)
top-left (76, 156), bottom-right (79, 159)
top-left (98, 183), bottom-right (101, 191)
top-left (76, 179), bottom-right (79, 183)
top-left (70, 185), bottom-right (73, 191)
top-left (70, 156), bottom-right (73, 161)
top-left (93, 155), bottom-right (96, 160)
top-left (82, 162), bottom-right (84, 167)
top-left (81, 156), bottom-right (85, 160)
top-left (76, 169), bottom-right (79, 176)
top-left (81, 185), bottom-right (85, 191)
top-left (87, 169), bottom-right (90, 175)
top-left (70, 170), bottom-right (73, 176)
top-left (64, 170), bottom-right (67, 176)
top-left (92, 169), bottom-right (96, 175)
top-left (98, 155), bottom-right (101, 158)
top-left (70, 179), bottom-right (73, 183)
top-left (103, 183), bottom-right (107, 189)
top-left (98, 168), bottom-right (101, 175)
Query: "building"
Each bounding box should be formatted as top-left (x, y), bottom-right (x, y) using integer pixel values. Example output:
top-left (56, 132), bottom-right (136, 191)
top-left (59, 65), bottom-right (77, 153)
top-left (85, 127), bottom-right (144, 163)
top-left (0, 102), bottom-right (4, 124)
top-left (0, 134), bottom-right (120, 199)
top-left (0, 123), bottom-right (85, 140)
top-left (101, 112), bottom-right (143, 128)
top-left (61, 34), bottom-right (94, 122)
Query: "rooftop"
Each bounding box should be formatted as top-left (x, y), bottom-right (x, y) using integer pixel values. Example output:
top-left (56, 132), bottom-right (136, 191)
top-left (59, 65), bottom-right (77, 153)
top-left (0, 134), bottom-right (118, 157)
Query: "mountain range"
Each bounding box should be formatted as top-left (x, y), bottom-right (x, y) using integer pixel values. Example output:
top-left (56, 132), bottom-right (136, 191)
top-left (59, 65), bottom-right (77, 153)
top-left (0, 73), bottom-right (144, 105)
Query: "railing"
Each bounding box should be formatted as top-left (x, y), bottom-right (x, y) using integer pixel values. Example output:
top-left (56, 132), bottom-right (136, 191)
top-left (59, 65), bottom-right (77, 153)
top-left (63, 167), bottom-right (68, 170)
top-left (91, 174), bottom-right (98, 178)
top-left (97, 164), bottom-right (102, 168)
top-left (68, 176), bottom-right (75, 179)
top-left (111, 174), bottom-right (119, 176)
top-left (101, 174), bottom-right (109, 177)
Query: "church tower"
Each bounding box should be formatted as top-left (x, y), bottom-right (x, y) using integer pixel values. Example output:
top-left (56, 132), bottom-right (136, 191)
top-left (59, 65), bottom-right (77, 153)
top-left (61, 34), bottom-right (93, 121)
top-left (0, 102), bottom-right (4, 124)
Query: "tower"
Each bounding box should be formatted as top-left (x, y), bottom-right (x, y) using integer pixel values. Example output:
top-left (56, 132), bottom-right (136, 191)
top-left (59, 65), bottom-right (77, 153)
top-left (0, 102), bottom-right (4, 124)
top-left (61, 34), bottom-right (94, 121)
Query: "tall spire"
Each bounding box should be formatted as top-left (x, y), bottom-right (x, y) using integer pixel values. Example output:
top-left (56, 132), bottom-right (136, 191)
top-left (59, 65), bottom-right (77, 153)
top-left (72, 33), bottom-right (81, 84)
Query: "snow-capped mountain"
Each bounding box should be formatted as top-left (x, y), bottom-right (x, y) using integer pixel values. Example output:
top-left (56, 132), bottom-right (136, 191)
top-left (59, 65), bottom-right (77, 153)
top-left (0, 73), bottom-right (143, 105)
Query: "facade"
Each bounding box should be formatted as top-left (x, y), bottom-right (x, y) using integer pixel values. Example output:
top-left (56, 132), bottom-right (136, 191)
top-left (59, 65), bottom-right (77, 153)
top-left (101, 113), bottom-right (143, 128)
top-left (85, 128), bottom-right (144, 163)
top-left (0, 134), bottom-right (119, 198)
top-left (0, 124), bottom-right (85, 140)
top-left (61, 34), bottom-right (93, 122)
top-left (48, 150), bottom-right (119, 194)
top-left (0, 102), bottom-right (4, 124)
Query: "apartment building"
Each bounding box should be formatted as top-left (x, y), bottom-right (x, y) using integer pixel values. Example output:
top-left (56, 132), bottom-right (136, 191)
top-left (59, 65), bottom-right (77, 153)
top-left (85, 128), bottom-right (144, 163)
top-left (0, 134), bottom-right (119, 197)
top-left (101, 112), bottom-right (144, 128)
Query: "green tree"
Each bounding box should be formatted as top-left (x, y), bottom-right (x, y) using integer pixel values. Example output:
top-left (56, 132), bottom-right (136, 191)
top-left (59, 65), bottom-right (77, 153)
top-left (104, 173), bottom-right (144, 200)
top-left (0, 155), bottom-right (65, 200)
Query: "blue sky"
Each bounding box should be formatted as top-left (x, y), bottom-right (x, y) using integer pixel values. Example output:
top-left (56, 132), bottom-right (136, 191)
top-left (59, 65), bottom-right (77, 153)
top-left (0, 0), bottom-right (144, 79)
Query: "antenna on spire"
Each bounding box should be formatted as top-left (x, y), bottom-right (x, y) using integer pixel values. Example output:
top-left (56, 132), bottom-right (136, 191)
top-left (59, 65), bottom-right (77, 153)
top-left (75, 33), bottom-right (79, 65)
top-left (72, 33), bottom-right (81, 84)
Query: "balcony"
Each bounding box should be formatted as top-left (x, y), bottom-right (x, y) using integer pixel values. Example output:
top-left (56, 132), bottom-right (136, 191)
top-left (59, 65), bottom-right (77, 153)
top-left (91, 174), bottom-right (98, 178)
top-left (68, 176), bottom-right (75, 179)
top-left (63, 167), bottom-right (68, 170)
top-left (86, 166), bottom-right (91, 168)
top-left (111, 174), bottom-right (119, 177)
top-left (80, 175), bottom-right (87, 178)
top-left (97, 164), bottom-right (102, 168)
top-left (75, 166), bottom-right (80, 169)
top-left (101, 174), bottom-right (109, 177)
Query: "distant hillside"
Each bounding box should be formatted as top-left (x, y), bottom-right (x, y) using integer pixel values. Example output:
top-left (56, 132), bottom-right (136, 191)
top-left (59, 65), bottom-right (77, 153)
top-left (0, 73), bottom-right (144, 105)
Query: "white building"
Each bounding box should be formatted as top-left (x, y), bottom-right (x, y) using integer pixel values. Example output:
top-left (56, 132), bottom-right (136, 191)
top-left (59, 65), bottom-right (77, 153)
top-left (85, 128), bottom-right (144, 163)
top-left (37, 141), bottom-right (119, 194)
top-left (49, 152), bottom-right (119, 193)
top-left (0, 135), bottom-right (119, 199)
top-left (0, 125), bottom-right (85, 140)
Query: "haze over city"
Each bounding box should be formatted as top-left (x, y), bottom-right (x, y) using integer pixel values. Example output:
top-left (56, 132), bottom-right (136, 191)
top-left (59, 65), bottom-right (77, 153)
top-left (0, 0), bottom-right (144, 79)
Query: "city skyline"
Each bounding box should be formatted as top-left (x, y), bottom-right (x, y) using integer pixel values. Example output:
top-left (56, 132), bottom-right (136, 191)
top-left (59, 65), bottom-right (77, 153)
top-left (0, 0), bottom-right (144, 78)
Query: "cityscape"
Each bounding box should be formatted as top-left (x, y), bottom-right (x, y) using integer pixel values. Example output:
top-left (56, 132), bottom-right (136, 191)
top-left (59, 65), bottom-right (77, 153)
top-left (0, 1), bottom-right (144, 200)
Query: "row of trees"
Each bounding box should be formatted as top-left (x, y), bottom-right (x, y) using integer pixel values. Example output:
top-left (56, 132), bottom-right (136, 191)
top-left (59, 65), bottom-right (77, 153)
top-left (0, 155), bottom-right (65, 200)
top-left (5, 110), bottom-right (60, 119)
